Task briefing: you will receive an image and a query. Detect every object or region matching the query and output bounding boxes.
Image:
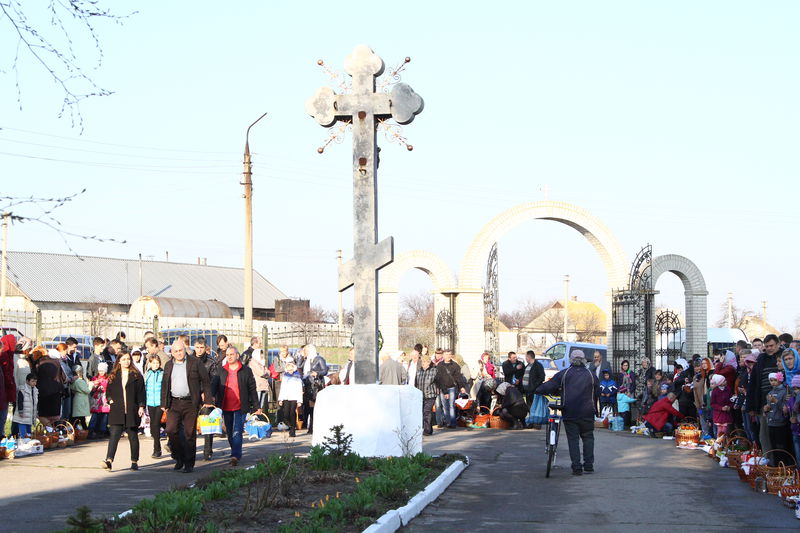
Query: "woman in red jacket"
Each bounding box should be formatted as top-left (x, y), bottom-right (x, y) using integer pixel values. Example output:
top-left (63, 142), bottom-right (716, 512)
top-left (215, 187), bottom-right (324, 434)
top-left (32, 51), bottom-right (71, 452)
top-left (644, 392), bottom-right (684, 435)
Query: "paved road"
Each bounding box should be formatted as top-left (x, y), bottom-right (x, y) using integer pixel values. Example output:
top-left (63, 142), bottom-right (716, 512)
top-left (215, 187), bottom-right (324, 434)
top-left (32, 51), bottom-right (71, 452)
top-left (1, 428), bottom-right (797, 532)
top-left (405, 428), bottom-right (800, 533)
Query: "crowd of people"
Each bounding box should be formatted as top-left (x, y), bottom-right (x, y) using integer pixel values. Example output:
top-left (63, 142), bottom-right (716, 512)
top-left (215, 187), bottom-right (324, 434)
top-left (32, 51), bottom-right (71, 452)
top-left (0, 331), bottom-right (334, 472)
top-left (584, 333), bottom-right (800, 466)
top-left (5, 329), bottom-right (798, 474)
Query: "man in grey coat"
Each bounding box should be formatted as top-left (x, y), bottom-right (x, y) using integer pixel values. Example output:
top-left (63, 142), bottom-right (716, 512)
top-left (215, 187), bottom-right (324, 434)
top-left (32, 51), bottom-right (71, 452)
top-left (379, 351), bottom-right (408, 385)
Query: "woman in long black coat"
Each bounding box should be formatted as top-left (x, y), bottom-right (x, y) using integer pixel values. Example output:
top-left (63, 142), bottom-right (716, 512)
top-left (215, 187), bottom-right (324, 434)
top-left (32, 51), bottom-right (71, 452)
top-left (102, 351), bottom-right (146, 471)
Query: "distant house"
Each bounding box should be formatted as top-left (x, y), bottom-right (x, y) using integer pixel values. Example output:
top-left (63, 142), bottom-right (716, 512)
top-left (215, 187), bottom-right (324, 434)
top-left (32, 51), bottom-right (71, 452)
top-left (2, 251), bottom-right (288, 320)
top-left (738, 315), bottom-right (780, 342)
top-left (523, 298), bottom-right (607, 348)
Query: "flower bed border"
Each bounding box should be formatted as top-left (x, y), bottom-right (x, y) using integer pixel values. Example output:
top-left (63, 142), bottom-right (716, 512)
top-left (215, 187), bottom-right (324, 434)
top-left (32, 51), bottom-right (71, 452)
top-left (362, 456), bottom-right (469, 533)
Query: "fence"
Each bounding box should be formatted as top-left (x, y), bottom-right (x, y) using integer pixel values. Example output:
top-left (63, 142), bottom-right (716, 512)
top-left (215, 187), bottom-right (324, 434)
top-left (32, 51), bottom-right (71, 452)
top-left (0, 310), bottom-right (353, 350)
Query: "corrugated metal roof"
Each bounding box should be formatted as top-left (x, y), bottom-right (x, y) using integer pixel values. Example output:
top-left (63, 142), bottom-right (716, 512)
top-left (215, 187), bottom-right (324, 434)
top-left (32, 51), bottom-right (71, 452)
top-left (5, 251), bottom-right (288, 308)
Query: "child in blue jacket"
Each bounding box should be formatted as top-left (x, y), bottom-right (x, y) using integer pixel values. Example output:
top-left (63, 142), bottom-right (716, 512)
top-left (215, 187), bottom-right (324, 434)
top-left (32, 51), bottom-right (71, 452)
top-left (144, 355), bottom-right (164, 458)
top-left (616, 386), bottom-right (637, 427)
top-left (599, 370), bottom-right (618, 414)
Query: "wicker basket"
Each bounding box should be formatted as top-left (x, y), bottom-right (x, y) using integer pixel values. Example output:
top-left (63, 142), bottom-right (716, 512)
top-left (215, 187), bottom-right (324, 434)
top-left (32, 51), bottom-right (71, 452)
top-left (489, 407), bottom-right (512, 429)
top-left (724, 436), bottom-right (752, 469)
top-left (674, 419), bottom-right (701, 447)
top-left (778, 472), bottom-right (800, 503)
top-left (54, 420), bottom-right (75, 445)
top-left (473, 406), bottom-right (491, 428)
top-left (757, 450), bottom-right (797, 494)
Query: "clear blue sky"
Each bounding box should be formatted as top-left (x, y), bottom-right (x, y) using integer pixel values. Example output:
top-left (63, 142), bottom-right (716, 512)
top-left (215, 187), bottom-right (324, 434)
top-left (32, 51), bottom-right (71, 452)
top-left (1, 2), bottom-right (798, 332)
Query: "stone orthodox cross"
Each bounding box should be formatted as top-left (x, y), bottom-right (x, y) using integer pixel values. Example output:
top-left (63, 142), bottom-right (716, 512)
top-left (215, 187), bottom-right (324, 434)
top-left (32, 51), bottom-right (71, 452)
top-left (306, 45), bottom-right (423, 383)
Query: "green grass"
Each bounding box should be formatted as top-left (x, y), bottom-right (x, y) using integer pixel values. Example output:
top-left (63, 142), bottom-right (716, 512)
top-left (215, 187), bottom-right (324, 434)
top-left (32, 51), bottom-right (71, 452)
top-left (60, 450), bottom-right (456, 533)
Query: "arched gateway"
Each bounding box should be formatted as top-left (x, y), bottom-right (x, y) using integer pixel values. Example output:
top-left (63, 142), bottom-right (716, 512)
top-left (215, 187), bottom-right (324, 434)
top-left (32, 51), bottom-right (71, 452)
top-left (378, 250), bottom-right (457, 355)
top-left (374, 201), bottom-right (708, 373)
top-left (456, 201), bottom-right (629, 372)
top-left (650, 254), bottom-right (709, 358)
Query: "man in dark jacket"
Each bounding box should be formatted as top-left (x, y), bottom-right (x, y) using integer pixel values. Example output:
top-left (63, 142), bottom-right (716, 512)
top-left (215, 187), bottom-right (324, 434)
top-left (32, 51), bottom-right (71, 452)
top-left (240, 336), bottom-right (260, 367)
top-left (502, 352), bottom-right (525, 388)
top-left (161, 341), bottom-right (213, 473)
top-left (521, 350), bottom-right (545, 407)
top-left (215, 346), bottom-right (259, 466)
top-left (194, 338), bottom-right (219, 461)
top-left (536, 349), bottom-right (600, 476)
top-left (434, 350), bottom-right (467, 428)
top-left (747, 334), bottom-right (782, 451)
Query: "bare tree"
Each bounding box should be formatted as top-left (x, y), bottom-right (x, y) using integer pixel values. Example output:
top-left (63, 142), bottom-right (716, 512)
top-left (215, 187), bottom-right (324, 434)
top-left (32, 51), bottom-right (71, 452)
top-left (399, 291), bottom-right (434, 350)
top-left (1, 191), bottom-right (125, 255)
top-left (500, 297), bottom-right (548, 348)
top-left (540, 308), bottom-right (565, 343)
top-left (1, 1), bottom-right (135, 129)
top-left (573, 309), bottom-right (603, 343)
top-left (714, 302), bottom-right (755, 329)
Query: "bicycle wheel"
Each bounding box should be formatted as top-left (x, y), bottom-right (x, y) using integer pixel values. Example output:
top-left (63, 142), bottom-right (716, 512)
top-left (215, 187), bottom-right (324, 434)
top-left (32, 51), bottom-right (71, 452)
top-left (545, 444), bottom-right (555, 478)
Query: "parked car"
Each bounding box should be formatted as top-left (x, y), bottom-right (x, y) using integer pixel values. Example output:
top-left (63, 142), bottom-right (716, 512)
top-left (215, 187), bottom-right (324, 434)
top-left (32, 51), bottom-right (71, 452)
top-left (41, 341), bottom-right (93, 361)
top-left (1, 327), bottom-right (23, 338)
top-left (161, 328), bottom-right (220, 356)
top-left (53, 334), bottom-right (95, 346)
top-left (543, 341), bottom-right (608, 371)
top-left (536, 357), bottom-right (558, 382)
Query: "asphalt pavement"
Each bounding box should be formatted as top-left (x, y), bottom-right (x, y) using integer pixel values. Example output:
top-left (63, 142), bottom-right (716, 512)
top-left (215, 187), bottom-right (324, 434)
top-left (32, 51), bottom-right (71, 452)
top-left (0, 427), bottom-right (797, 532)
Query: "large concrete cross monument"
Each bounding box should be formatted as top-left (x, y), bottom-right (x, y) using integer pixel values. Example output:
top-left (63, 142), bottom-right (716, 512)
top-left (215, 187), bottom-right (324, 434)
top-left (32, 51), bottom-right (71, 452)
top-left (306, 44), bottom-right (423, 384)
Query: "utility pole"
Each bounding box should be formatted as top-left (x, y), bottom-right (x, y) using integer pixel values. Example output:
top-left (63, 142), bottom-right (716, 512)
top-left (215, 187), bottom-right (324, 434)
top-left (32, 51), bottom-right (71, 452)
top-left (563, 274), bottom-right (570, 342)
top-left (242, 112), bottom-right (268, 335)
top-left (336, 249), bottom-right (343, 327)
top-left (1, 213), bottom-right (8, 320)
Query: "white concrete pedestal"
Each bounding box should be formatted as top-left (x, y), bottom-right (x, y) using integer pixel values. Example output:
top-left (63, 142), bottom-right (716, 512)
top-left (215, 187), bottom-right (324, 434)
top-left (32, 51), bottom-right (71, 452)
top-left (311, 384), bottom-right (423, 457)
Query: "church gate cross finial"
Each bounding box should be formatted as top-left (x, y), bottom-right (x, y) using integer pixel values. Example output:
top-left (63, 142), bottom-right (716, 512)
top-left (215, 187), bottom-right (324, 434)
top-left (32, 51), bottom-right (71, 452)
top-left (305, 44), bottom-right (423, 383)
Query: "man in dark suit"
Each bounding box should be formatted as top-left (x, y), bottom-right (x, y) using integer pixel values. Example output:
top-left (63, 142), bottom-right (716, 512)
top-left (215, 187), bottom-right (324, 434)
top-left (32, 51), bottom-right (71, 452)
top-left (161, 341), bottom-right (213, 473)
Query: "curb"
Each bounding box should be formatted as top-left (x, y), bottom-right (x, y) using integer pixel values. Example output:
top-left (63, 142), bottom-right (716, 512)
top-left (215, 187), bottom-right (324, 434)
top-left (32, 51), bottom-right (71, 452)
top-left (361, 457), bottom-right (469, 533)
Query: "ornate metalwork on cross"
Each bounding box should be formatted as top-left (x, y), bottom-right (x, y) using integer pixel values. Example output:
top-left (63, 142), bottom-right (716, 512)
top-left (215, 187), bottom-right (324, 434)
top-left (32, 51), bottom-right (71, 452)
top-left (305, 44), bottom-right (424, 384)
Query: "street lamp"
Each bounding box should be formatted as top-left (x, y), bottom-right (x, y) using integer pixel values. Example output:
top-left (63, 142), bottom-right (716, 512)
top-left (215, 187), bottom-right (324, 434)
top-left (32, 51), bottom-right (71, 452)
top-left (243, 112), bottom-right (268, 333)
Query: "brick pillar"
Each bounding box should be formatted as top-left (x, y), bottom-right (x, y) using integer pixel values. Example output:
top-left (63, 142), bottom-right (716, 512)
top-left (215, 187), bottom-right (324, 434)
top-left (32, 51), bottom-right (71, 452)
top-left (455, 289), bottom-right (485, 377)
top-left (685, 290), bottom-right (709, 357)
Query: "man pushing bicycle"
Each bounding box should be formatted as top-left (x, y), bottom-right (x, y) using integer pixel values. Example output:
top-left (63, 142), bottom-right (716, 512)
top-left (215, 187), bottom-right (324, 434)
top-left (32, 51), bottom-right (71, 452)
top-left (536, 350), bottom-right (600, 476)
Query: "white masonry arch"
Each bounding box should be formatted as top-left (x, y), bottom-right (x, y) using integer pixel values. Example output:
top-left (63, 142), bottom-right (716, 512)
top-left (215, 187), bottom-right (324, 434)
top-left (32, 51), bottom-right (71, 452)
top-left (650, 254), bottom-right (709, 358)
top-left (456, 201), bottom-right (630, 370)
top-left (379, 250), bottom-right (457, 355)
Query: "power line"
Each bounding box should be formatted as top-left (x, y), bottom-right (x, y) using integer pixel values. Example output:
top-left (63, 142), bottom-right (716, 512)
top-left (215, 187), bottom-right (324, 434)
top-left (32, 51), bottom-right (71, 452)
top-left (0, 126), bottom-right (240, 155)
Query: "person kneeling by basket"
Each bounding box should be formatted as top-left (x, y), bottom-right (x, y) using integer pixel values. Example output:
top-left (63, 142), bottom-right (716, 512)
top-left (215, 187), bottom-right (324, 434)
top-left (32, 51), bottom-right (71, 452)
top-left (490, 381), bottom-right (528, 430)
top-left (643, 392), bottom-right (684, 437)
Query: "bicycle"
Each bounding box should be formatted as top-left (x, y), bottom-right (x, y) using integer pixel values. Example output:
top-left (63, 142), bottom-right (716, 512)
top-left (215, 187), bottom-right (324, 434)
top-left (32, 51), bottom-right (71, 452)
top-left (544, 396), bottom-right (562, 478)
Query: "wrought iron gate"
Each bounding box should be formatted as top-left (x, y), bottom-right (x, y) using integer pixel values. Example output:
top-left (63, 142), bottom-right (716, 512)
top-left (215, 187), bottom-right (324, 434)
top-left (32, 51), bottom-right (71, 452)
top-left (483, 243), bottom-right (499, 354)
top-left (611, 245), bottom-right (654, 371)
top-left (435, 309), bottom-right (457, 352)
top-left (654, 309), bottom-right (683, 371)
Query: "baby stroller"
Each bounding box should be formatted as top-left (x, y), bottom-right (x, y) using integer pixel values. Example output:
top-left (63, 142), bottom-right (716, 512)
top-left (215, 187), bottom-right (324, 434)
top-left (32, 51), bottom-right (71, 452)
top-left (455, 393), bottom-right (477, 427)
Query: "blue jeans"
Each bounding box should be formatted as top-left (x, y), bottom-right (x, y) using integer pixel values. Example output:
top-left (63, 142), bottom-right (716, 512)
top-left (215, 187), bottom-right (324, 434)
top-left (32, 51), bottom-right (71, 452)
top-left (439, 388), bottom-right (457, 427)
top-left (89, 413), bottom-right (108, 434)
top-left (743, 411), bottom-right (757, 442)
top-left (18, 424), bottom-right (31, 438)
top-left (223, 410), bottom-right (246, 459)
top-left (0, 403), bottom-right (8, 437)
top-left (793, 434), bottom-right (800, 467)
